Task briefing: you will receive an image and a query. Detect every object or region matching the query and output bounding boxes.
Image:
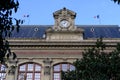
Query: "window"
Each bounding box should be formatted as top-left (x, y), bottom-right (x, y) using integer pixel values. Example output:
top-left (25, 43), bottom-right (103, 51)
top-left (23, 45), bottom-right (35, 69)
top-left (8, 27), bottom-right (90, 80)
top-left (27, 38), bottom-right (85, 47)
top-left (0, 64), bottom-right (6, 80)
top-left (18, 63), bottom-right (41, 80)
top-left (53, 63), bottom-right (75, 80)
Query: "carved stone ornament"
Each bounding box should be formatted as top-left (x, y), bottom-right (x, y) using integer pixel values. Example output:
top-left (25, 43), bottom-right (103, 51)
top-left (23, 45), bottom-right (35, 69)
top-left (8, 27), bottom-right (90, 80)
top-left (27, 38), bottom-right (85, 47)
top-left (52, 7), bottom-right (77, 31)
top-left (53, 7), bottom-right (76, 19)
top-left (8, 65), bottom-right (16, 75)
top-left (44, 66), bottom-right (51, 75)
top-left (43, 58), bottom-right (53, 75)
top-left (46, 8), bottom-right (84, 41)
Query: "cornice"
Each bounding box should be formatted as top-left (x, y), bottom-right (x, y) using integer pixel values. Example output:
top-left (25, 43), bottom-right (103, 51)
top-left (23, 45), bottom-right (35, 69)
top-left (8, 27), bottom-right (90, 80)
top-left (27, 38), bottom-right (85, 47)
top-left (7, 39), bottom-right (120, 50)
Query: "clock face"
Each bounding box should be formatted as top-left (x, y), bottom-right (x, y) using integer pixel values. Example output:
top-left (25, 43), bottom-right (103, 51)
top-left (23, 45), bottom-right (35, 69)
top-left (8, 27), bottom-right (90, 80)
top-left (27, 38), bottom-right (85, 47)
top-left (60, 20), bottom-right (70, 27)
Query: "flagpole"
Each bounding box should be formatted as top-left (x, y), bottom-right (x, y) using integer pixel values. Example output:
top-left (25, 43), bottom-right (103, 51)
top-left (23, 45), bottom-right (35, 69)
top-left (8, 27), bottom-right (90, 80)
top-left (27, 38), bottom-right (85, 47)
top-left (23, 15), bottom-right (30, 25)
top-left (28, 16), bottom-right (30, 25)
top-left (26, 15), bottom-right (30, 25)
top-left (94, 15), bottom-right (101, 25)
top-left (98, 15), bottom-right (101, 25)
top-left (98, 17), bottom-right (101, 25)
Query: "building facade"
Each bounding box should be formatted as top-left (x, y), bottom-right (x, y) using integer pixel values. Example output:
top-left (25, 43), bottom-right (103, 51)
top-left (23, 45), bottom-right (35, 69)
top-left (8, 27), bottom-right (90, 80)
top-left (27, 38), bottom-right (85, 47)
top-left (1, 8), bottom-right (120, 80)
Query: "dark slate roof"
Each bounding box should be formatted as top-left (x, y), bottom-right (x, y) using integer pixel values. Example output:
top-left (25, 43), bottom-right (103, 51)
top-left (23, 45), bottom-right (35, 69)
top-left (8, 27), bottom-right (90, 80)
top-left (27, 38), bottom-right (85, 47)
top-left (9, 25), bottom-right (48, 39)
top-left (8, 25), bottom-right (120, 39)
top-left (79, 25), bottom-right (120, 39)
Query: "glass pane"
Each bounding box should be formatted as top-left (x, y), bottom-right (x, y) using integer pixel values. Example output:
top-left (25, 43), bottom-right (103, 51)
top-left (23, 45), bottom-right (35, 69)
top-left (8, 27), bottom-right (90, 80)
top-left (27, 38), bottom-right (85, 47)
top-left (70, 65), bottom-right (75, 71)
top-left (35, 64), bottom-right (41, 71)
top-left (54, 65), bottom-right (60, 71)
top-left (20, 64), bottom-right (26, 71)
top-left (54, 73), bottom-right (60, 80)
top-left (35, 73), bottom-right (40, 80)
top-left (0, 65), bottom-right (6, 80)
top-left (28, 64), bottom-right (33, 71)
top-left (26, 73), bottom-right (33, 80)
top-left (62, 64), bottom-right (68, 71)
top-left (18, 63), bottom-right (41, 80)
top-left (0, 73), bottom-right (6, 79)
top-left (0, 65), bottom-right (6, 71)
top-left (18, 73), bottom-right (25, 80)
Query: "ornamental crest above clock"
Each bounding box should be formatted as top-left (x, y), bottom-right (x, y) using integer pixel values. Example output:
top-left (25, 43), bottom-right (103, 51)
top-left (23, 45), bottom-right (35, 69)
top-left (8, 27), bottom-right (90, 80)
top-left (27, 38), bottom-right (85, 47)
top-left (46, 8), bottom-right (84, 41)
top-left (53, 7), bottom-right (77, 31)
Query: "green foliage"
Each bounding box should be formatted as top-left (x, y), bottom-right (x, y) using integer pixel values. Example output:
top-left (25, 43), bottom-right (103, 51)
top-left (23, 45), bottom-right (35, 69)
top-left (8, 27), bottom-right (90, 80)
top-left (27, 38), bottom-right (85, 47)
top-left (62, 38), bottom-right (120, 80)
top-left (0, 0), bottom-right (22, 64)
top-left (113, 0), bottom-right (120, 4)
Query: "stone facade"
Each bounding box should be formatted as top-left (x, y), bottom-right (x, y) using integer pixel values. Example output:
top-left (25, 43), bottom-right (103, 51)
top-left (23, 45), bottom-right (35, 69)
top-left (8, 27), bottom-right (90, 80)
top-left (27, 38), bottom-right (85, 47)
top-left (5, 38), bottom-right (120, 80)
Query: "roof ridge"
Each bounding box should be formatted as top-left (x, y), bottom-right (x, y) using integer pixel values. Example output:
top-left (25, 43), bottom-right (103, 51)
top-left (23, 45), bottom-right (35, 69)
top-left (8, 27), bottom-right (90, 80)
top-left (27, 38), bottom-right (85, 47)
top-left (20, 25), bottom-right (52, 28)
top-left (76, 25), bottom-right (119, 27)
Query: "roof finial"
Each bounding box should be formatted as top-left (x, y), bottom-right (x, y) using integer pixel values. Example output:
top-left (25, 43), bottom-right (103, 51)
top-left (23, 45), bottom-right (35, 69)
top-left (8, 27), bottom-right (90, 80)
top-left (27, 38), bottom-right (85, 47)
top-left (63, 7), bottom-right (66, 10)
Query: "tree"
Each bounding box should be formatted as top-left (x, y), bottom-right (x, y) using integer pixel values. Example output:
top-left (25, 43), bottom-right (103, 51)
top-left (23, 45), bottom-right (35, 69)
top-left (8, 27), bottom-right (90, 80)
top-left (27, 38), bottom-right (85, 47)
top-left (113, 0), bottom-right (120, 4)
top-left (62, 38), bottom-right (120, 80)
top-left (0, 0), bottom-right (23, 64)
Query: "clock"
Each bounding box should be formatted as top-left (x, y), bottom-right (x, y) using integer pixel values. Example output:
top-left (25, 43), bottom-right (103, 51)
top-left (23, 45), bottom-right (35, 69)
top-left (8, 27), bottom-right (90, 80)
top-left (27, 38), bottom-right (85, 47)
top-left (60, 20), bottom-right (70, 27)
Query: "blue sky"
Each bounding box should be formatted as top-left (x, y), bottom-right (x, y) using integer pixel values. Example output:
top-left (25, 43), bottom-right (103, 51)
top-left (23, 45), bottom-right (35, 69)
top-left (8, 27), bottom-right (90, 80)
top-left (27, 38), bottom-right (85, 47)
top-left (13, 0), bottom-right (120, 26)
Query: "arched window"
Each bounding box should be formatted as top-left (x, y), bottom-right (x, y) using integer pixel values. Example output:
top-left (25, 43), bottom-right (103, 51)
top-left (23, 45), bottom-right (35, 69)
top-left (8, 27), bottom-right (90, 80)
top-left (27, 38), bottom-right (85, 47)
top-left (18, 63), bottom-right (41, 80)
top-left (53, 63), bottom-right (75, 80)
top-left (0, 64), bottom-right (6, 80)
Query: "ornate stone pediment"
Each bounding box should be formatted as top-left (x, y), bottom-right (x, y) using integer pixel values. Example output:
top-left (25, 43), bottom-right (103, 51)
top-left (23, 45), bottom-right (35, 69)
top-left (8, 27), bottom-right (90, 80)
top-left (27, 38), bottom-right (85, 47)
top-left (53, 7), bottom-right (77, 31)
top-left (46, 8), bottom-right (84, 41)
top-left (53, 7), bottom-right (76, 19)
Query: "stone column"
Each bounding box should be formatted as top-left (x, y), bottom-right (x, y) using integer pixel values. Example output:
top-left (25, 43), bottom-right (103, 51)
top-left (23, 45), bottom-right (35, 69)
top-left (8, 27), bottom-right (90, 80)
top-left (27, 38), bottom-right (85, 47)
top-left (5, 59), bottom-right (17, 80)
top-left (43, 58), bottom-right (52, 80)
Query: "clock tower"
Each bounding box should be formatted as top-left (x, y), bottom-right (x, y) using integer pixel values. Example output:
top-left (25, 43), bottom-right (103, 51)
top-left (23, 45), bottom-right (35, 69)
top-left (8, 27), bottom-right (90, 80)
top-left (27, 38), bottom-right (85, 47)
top-left (53, 7), bottom-right (76, 31)
top-left (46, 8), bottom-right (84, 41)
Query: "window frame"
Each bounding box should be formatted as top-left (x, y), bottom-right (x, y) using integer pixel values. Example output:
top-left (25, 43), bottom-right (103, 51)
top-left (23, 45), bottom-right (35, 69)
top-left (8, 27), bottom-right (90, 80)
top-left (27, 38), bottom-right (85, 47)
top-left (53, 63), bottom-right (75, 80)
top-left (0, 64), bottom-right (6, 80)
top-left (18, 62), bottom-right (42, 80)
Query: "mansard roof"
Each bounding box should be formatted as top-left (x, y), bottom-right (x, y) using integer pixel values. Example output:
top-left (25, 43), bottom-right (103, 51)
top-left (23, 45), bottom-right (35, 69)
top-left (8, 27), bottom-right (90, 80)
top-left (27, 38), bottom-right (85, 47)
top-left (7, 25), bottom-right (120, 39)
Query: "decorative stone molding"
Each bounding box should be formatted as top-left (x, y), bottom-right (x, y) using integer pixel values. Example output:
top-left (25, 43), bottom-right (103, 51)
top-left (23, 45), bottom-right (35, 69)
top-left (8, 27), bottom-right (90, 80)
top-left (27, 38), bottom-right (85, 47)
top-left (5, 60), bottom-right (17, 76)
top-left (46, 8), bottom-right (84, 41)
top-left (53, 7), bottom-right (76, 31)
top-left (8, 65), bottom-right (16, 75)
top-left (43, 58), bottom-right (53, 75)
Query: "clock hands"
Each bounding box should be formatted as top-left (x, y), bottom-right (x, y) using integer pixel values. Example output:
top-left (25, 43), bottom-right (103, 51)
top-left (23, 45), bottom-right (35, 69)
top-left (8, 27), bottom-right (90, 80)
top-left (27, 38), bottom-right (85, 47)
top-left (60, 20), bottom-right (70, 27)
top-left (63, 21), bottom-right (68, 27)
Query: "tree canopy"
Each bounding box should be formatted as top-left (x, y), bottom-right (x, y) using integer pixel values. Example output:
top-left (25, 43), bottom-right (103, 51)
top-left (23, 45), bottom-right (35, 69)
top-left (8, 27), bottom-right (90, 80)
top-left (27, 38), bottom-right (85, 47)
top-left (113, 0), bottom-right (120, 4)
top-left (0, 0), bottom-right (22, 64)
top-left (62, 38), bottom-right (120, 80)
